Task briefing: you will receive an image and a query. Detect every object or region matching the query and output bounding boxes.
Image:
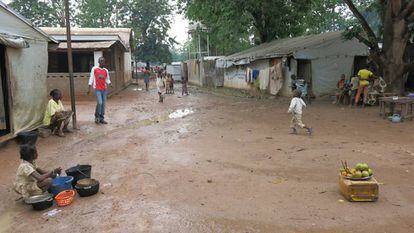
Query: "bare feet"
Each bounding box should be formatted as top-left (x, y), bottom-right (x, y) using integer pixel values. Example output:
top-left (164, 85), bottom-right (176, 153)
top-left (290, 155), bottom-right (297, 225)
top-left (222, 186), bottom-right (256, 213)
top-left (55, 131), bottom-right (65, 137)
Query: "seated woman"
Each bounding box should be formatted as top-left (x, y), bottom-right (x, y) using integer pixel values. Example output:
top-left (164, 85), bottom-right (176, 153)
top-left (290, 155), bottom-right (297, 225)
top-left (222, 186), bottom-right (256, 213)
top-left (43, 89), bottom-right (73, 137)
top-left (14, 144), bottom-right (61, 198)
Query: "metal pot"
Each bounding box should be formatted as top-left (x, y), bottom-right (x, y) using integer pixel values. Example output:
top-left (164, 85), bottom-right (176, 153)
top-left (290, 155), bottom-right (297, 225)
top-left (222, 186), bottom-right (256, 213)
top-left (75, 178), bottom-right (99, 197)
top-left (25, 194), bottom-right (54, 211)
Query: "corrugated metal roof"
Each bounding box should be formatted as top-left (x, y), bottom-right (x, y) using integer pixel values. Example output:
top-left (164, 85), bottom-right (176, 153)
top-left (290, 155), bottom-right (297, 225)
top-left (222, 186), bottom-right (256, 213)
top-left (0, 1), bottom-right (57, 43)
top-left (225, 31), bottom-right (344, 61)
top-left (57, 41), bottom-right (117, 50)
top-left (40, 27), bottom-right (132, 49)
top-left (52, 35), bottom-right (120, 42)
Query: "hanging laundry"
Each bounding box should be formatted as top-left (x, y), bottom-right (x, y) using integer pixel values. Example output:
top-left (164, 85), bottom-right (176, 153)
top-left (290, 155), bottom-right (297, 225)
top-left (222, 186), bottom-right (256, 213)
top-left (259, 68), bottom-right (270, 90)
top-left (245, 67), bottom-right (251, 83)
top-left (252, 69), bottom-right (260, 81)
top-left (269, 61), bottom-right (284, 95)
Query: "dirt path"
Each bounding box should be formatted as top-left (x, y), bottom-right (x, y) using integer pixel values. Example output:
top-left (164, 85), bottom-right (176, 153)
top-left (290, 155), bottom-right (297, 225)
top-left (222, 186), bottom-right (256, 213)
top-left (0, 83), bottom-right (413, 233)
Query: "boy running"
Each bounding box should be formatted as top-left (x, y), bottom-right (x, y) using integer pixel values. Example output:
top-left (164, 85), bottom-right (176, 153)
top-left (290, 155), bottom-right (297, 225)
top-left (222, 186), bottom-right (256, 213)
top-left (288, 90), bottom-right (312, 135)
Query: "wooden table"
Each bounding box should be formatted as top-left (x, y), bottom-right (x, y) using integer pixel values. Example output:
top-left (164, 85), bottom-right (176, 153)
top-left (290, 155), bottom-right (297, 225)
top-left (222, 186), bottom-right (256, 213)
top-left (379, 97), bottom-right (414, 121)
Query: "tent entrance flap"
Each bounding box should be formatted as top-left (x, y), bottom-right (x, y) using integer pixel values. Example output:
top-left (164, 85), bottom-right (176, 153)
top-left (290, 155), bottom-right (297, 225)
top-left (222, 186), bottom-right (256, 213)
top-left (0, 45), bottom-right (10, 136)
top-left (297, 59), bottom-right (312, 94)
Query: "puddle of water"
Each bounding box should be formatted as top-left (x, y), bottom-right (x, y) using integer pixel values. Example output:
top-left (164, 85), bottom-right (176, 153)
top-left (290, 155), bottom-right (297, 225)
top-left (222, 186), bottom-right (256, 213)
top-left (132, 88), bottom-right (143, 91)
top-left (169, 109), bottom-right (194, 119)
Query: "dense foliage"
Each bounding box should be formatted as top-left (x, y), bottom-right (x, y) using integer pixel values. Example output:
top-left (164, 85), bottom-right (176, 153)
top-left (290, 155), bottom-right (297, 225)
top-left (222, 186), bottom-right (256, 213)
top-left (8, 0), bottom-right (175, 64)
top-left (178, 0), bottom-right (368, 55)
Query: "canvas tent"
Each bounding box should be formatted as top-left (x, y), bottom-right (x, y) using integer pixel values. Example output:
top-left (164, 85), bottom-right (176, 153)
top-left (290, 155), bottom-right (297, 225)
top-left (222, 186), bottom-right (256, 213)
top-left (217, 31), bottom-right (369, 96)
top-left (0, 2), bottom-right (56, 140)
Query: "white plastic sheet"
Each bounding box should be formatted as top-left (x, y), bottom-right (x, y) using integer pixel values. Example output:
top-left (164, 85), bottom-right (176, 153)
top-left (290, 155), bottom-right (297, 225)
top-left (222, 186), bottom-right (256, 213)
top-left (7, 40), bottom-right (48, 134)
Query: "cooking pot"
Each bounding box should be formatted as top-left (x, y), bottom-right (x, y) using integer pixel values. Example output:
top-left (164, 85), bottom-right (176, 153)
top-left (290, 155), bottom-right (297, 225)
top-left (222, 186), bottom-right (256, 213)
top-left (75, 178), bottom-right (99, 197)
top-left (25, 193), bottom-right (54, 211)
top-left (65, 165), bottom-right (91, 186)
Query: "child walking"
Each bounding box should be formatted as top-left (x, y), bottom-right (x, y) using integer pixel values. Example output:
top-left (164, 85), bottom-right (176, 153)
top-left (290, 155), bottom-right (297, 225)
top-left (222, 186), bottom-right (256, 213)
top-left (288, 90), bottom-right (312, 135)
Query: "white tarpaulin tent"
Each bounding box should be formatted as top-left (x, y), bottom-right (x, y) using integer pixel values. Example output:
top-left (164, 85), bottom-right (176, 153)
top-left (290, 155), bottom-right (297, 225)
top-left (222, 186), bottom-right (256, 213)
top-left (218, 31), bottom-right (369, 96)
top-left (167, 62), bottom-right (182, 81)
top-left (0, 2), bottom-right (56, 140)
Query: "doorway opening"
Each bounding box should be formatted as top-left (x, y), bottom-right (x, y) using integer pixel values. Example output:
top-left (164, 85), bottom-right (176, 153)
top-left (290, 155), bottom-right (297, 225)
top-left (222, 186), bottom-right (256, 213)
top-left (0, 45), bottom-right (11, 136)
top-left (297, 59), bottom-right (313, 97)
top-left (353, 56), bottom-right (368, 76)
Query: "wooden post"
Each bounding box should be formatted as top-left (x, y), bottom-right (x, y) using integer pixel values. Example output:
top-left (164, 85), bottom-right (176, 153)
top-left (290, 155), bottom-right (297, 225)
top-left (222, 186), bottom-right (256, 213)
top-left (64, 0), bottom-right (77, 129)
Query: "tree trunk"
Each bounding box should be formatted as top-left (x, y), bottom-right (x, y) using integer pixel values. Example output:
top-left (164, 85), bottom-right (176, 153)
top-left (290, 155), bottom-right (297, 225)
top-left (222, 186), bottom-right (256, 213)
top-left (379, 9), bottom-right (408, 95)
top-left (383, 65), bottom-right (405, 95)
top-left (344, 0), bottom-right (412, 95)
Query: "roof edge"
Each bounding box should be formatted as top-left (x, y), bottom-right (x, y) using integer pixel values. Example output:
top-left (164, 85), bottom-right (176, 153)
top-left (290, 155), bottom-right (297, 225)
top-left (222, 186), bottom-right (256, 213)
top-left (223, 31), bottom-right (345, 62)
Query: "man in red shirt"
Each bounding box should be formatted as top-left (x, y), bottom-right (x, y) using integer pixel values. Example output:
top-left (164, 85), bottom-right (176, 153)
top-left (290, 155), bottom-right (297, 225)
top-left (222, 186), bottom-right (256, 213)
top-left (87, 57), bottom-right (112, 124)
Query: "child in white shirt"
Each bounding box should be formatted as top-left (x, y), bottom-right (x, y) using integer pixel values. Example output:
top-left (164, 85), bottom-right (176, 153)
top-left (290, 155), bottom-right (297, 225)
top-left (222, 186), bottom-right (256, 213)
top-left (288, 90), bottom-right (312, 135)
top-left (156, 72), bottom-right (165, 103)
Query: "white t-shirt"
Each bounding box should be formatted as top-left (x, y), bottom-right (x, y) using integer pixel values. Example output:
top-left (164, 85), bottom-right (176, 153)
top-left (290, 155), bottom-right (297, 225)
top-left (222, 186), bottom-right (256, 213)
top-left (156, 77), bottom-right (164, 93)
top-left (288, 97), bottom-right (306, 114)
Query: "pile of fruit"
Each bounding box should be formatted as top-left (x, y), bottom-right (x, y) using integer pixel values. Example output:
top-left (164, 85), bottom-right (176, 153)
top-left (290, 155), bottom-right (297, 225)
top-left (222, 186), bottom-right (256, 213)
top-left (340, 161), bottom-right (373, 179)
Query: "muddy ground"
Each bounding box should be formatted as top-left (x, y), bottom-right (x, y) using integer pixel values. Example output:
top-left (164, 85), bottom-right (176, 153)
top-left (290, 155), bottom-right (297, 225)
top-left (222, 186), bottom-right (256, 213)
top-left (0, 82), bottom-right (413, 233)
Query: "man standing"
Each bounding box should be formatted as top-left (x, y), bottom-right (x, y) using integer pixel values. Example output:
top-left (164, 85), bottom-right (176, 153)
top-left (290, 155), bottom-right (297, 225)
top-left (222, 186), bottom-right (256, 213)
top-left (87, 57), bottom-right (111, 124)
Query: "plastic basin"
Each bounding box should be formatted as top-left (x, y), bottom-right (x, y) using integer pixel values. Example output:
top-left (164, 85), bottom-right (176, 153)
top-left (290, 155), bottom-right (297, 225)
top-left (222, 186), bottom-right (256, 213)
top-left (50, 176), bottom-right (73, 196)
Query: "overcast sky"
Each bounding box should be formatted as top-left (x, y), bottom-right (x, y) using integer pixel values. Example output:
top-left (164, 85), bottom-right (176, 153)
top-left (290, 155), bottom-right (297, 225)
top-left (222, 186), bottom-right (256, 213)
top-left (168, 6), bottom-right (189, 48)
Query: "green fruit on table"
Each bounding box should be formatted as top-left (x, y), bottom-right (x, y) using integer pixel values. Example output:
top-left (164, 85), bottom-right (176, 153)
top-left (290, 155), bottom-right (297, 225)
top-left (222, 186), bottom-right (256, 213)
top-left (350, 168), bottom-right (356, 174)
top-left (355, 163), bottom-right (364, 171)
top-left (361, 163), bottom-right (369, 171)
top-left (352, 171), bottom-right (362, 178)
top-left (362, 171), bottom-right (370, 177)
top-left (368, 168), bottom-right (373, 176)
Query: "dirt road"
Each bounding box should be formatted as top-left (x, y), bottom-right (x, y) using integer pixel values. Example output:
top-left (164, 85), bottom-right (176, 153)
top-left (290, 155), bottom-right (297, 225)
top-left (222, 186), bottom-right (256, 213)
top-left (0, 83), bottom-right (413, 233)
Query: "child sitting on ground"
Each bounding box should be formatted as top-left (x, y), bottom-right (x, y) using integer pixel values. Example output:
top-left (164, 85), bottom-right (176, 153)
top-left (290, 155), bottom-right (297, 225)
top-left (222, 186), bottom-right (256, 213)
top-left (288, 90), bottom-right (312, 135)
top-left (14, 144), bottom-right (61, 198)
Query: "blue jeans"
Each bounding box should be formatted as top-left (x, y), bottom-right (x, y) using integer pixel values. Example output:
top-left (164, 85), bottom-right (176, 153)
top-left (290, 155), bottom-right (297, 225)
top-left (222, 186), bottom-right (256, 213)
top-left (95, 90), bottom-right (107, 121)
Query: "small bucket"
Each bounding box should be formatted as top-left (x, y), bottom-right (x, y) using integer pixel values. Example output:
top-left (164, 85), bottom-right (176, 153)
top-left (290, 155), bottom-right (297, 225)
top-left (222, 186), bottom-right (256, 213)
top-left (16, 131), bottom-right (39, 145)
top-left (65, 165), bottom-right (91, 186)
top-left (50, 176), bottom-right (73, 196)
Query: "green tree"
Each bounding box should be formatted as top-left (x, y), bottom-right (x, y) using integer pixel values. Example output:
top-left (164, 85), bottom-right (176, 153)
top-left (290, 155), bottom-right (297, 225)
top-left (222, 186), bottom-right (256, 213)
top-left (8, 0), bottom-right (67, 27)
top-left (75, 0), bottom-right (116, 27)
top-left (130, 0), bottom-right (175, 66)
top-left (180, 0), bottom-right (314, 55)
top-left (343, 0), bottom-right (414, 94)
top-left (113, 0), bottom-right (131, 27)
top-left (304, 0), bottom-right (349, 34)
